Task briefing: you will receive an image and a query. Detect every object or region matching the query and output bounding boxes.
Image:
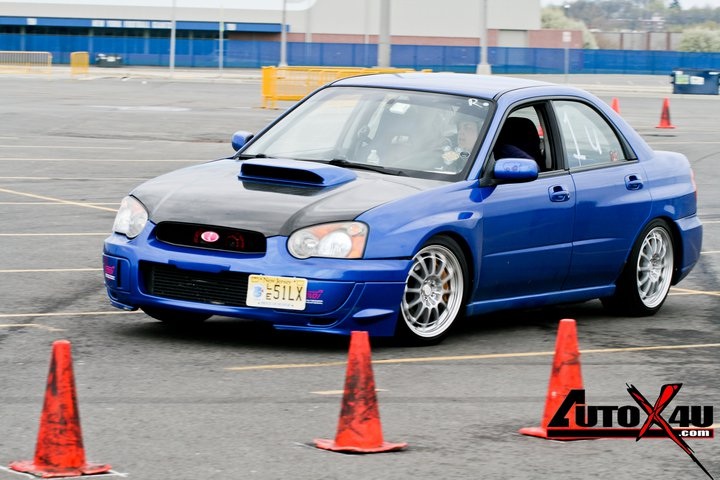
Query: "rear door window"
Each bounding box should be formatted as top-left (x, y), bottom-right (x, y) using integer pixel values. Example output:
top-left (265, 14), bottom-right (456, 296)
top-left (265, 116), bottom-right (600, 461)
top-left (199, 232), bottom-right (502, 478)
top-left (553, 101), bottom-right (629, 169)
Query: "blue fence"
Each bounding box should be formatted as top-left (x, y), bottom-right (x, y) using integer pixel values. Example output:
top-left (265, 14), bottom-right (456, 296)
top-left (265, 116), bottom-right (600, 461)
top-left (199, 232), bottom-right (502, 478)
top-left (2, 32), bottom-right (720, 74)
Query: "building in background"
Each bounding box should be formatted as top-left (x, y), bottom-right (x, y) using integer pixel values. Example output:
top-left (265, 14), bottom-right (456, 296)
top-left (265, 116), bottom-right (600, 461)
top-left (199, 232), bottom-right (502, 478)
top-left (0, 0), bottom-right (583, 70)
top-left (0, 0), bottom-right (560, 46)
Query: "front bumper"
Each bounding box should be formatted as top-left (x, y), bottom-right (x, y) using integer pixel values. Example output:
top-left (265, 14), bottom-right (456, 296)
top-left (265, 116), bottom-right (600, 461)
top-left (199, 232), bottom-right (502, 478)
top-left (103, 230), bottom-right (410, 337)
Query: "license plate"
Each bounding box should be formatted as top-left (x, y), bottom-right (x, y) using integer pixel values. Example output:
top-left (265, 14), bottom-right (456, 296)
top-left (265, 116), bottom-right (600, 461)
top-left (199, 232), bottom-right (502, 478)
top-left (246, 274), bottom-right (307, 311)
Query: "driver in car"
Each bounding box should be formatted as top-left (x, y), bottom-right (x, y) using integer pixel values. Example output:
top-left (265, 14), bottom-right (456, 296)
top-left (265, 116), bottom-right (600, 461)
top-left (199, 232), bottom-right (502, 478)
top-left (438, 107), bottom-right (481, 172)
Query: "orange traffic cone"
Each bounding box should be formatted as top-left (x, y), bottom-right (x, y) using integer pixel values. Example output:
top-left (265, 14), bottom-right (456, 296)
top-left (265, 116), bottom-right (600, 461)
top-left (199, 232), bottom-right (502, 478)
top-left (519, 319), bottom-right (584, 440)
top-left (9, 340), bottom-right (111, 478)
top-left (656, 97), bottom-right (675, 129)
top-left (314, 331), bottom-right (407, 453)
top-left (611, 97), bottom-right (621, 114)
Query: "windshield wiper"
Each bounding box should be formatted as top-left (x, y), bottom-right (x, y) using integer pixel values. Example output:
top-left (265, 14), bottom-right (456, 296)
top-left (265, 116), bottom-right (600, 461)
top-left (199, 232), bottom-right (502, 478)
top-left (328, 159), bottom-right (405, 176)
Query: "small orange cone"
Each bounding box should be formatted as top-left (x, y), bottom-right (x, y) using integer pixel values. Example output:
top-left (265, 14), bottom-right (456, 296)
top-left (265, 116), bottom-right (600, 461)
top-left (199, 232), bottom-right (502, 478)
top-left (9, 340), bottom-right (111, 478)
top-left (314, 331), bottom-right (407, 453)
top-left (611, 97), bottom-right (621, 114)
top-left (519, 319), bottom-right (584, 440)
top-left (656, 97), bottom-right (675, 129)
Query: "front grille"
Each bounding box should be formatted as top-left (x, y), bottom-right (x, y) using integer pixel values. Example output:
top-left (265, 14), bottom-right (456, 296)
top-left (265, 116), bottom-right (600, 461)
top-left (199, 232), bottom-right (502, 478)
top-left (142, 262), bottom-right (249, 307)
top-left (155, 222), bottom-right (266, 254)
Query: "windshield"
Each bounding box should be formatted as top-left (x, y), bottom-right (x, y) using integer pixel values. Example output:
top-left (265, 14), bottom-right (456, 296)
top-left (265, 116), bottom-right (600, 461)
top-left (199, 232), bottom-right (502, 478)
top-left (243, 86), bottom-right (491, 179)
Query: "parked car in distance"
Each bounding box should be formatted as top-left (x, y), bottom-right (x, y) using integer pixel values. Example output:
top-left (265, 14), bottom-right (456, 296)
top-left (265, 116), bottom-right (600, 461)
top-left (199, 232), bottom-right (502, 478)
top-left (103, 73), bottom-right (702, 344)
top-left (95, 53), bottom-right (123, 67)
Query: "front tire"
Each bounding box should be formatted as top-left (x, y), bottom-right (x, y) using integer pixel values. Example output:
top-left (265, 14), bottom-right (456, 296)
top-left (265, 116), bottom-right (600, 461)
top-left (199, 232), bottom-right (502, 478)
top-left (396, 236), bottom-right (468, 345)
top-left (603, 220), bottom-right (675, 316)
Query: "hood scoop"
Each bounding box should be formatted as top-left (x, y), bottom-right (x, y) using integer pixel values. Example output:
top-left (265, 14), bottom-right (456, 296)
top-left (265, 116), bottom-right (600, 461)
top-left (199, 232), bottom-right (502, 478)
top-left (238, 158), bottom-right (357, 187)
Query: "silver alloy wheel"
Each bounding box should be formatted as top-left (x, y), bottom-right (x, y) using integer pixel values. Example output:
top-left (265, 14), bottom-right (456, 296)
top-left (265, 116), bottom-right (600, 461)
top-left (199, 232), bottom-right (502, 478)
top-left (401, 244), bottom-right (464, 339)
top-left (635, 226), bottom-right (673, 309)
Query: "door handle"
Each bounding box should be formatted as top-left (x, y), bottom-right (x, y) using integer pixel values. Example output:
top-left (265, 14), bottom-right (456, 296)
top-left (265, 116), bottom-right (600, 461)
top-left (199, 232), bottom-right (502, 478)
top-left (625, 174), bottom-right (644, 190)
top-left (548, 185), bottom-right (570, 202)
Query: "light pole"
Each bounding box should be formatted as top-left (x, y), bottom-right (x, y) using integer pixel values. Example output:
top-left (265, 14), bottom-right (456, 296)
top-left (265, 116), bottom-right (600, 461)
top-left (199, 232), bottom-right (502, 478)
top-left (563, 4), bottom-right (571, 82)
top-left (279, 0), bottom-right (288, 67)
top-left (218, 2), bottom-right (224, 72)
top-left (476, 0), bottom-right (491, 75)
top-left (169, 0), bottom-right (176, 74)
top-left (304, 3), bottom-right (312, 63)
top-left (363, 0), bottom-right (370, 67)
top-left (377, 0), bottom-right (391, 67)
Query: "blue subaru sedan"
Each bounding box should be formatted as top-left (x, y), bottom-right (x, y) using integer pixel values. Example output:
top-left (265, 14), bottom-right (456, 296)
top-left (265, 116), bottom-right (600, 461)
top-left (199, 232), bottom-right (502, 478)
top-left (103, 73), bottom-right (702, 344)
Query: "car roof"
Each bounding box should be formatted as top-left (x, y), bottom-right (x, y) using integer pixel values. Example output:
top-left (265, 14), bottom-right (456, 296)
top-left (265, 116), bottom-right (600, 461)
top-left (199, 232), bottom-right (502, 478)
top-left (330, 72), bottom-right (554, 99)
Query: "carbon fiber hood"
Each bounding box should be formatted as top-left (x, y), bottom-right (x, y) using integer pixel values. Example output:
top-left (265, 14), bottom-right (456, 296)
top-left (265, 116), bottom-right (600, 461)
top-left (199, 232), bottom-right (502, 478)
top-left (131, 158), bottom-right (440, 236)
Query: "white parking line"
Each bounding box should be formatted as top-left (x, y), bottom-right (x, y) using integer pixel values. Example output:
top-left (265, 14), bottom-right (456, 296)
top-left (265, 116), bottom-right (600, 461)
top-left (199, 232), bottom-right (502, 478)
top-left (312, 389), bottom-right (387, 395)
top-left (0, 268), bottom-right (101, 273)
top-left (227, 343), bottom-right (720, 372)
top-left (0, 176), bottom-right (148, 180)
top-left (0, 202), bottom-right (118, 206)
top-left (0, 158), bottom-right (202, 162)
top-left (0, 145), bottom-right (132, 149)
top-left (0, 323), bottom-right (65, 332)
top-left (0, 233), bottom-right (108, 236)
top-left (670, 288), bottom-right (720, 297)
top-left (0, 188), bottom-right (117, 212)
top-left (0, 311), bottom-right (142, 318)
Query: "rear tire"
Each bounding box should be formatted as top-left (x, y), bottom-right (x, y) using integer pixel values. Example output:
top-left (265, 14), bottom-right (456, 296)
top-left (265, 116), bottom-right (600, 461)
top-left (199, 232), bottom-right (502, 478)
top-left (602, 220), bottom-right (674, 316)
top-left (396, 236), bottom-right (468, 345)
top-left (141, 307), bottom-right (211, 325)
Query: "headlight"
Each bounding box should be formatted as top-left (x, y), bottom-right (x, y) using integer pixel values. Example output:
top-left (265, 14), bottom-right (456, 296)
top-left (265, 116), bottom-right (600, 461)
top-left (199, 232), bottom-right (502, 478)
top-left (112, 196), bottom-right (149, 239)
top-left (288, 222), bottom-right (368, 259)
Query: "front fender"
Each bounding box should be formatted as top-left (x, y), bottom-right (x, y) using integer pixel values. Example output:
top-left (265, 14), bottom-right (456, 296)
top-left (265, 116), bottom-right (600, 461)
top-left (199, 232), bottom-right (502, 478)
top-left (357, 180), bottom-right (482, 259)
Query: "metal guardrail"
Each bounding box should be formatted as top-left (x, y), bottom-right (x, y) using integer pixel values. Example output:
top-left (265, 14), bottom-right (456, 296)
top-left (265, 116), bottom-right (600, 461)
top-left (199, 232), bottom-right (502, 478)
top-left (261, 66), bottom-right (430, 109)
top-left (70, 51), bottom-right (90, 75)
top-left (0, 51), bottom-right (52, 74)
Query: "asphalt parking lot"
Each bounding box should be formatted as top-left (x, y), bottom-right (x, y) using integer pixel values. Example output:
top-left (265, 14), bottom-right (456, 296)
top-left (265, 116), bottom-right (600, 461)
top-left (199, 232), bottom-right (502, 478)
top-left (0, 67), bottom-right (718, 480)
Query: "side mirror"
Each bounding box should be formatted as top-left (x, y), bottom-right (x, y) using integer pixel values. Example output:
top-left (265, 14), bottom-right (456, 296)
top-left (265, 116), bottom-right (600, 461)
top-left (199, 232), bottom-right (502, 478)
top-left (493, 158), bottom-right (539, 183)
top-left (231, 130), bottom-right (254, 151)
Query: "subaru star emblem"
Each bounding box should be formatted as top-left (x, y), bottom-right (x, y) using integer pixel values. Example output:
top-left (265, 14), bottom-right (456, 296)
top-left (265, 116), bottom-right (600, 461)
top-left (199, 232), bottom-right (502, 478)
top-left (200, 231), bottom-right (220, 243)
